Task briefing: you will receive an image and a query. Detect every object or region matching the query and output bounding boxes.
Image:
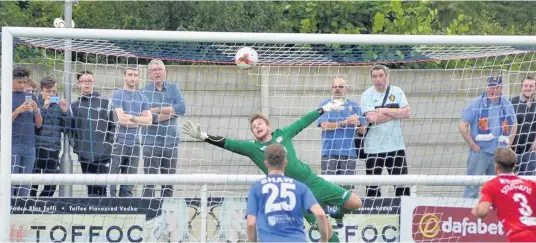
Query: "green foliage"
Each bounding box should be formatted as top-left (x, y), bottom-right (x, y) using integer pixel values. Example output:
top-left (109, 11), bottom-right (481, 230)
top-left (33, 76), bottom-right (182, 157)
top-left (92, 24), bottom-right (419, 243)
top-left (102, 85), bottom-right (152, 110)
top-left (0, 2), bottom-right (29, 26)
top-left (283, 1), bottom-right (377, 34)
top-left (282, 0), bottom-right (473, 67)
top-left (372, 1), bottom-right (437, 34)
top-left (283, 0), bottom-right (471, 35)
top-left (72, 1), bottom-right (288, 32)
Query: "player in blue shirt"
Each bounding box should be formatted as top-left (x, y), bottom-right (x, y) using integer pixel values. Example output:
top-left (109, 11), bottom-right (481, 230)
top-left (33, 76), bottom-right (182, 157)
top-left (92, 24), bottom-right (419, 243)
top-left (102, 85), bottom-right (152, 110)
top-left (246, 144), bottom-right (330, 242)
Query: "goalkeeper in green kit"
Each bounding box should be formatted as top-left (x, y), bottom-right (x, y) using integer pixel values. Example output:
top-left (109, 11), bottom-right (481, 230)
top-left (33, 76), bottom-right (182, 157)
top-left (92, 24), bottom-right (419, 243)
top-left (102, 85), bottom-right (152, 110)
top-left (182, 100), bottom-right (363, 242)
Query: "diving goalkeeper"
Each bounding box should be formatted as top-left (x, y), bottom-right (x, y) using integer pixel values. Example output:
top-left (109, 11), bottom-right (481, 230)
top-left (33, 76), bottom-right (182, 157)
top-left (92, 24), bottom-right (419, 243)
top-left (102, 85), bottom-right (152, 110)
top-left (182, 100), bottom-right (363, 242)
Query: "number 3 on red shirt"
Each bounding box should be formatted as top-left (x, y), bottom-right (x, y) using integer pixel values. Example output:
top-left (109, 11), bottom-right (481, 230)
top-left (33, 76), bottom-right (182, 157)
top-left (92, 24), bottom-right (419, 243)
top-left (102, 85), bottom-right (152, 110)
top-left (513, 193), bottom-right (534, 217)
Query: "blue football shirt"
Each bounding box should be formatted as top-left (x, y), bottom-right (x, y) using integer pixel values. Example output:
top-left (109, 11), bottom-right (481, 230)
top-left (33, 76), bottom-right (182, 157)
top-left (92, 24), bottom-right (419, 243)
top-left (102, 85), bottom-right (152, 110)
top-left (246, 174), bottom-right (318, 242)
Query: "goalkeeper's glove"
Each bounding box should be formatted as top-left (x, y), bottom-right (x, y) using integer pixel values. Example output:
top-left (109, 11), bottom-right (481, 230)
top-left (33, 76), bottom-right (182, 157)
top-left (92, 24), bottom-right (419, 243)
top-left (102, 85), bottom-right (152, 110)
top-left (182, 120), bottom-right (208, 140)
top-left (322, 99), bottom-right (345, 112)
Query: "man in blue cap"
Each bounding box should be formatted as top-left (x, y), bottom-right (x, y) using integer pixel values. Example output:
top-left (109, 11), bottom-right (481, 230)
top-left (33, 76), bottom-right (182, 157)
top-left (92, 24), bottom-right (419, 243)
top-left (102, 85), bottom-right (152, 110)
top-left (458, 75), bottom-right (517, 198)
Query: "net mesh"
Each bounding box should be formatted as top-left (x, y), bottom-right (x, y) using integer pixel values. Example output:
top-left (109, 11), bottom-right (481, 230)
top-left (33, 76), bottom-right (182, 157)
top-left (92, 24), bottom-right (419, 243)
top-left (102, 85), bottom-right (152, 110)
top-left (5, 33), bottom-right (536, 242)
top-left (15, 36), bottom-right (536, 64)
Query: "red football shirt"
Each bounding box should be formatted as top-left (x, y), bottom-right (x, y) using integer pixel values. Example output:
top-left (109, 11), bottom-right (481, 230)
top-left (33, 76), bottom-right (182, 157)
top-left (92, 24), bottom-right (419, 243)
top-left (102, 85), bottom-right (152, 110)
top-left (480, 174), bottom-right (536, 242)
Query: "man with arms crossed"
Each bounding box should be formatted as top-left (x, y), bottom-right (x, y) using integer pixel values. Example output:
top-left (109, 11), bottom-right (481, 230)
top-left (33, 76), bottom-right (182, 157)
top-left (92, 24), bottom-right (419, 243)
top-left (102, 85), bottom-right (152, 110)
top-left (246, 144), bottom-right (330, 243)
top-left (472, 147), bottom-right (536, 242)
top-left (110, 66), bottom-right (152, 197)
top-left (361, 65), bottom-right (411, 197)
top-left (141, 59), bottom-right (186, 198)
top-left (183, 101), bottom-right (362, 242)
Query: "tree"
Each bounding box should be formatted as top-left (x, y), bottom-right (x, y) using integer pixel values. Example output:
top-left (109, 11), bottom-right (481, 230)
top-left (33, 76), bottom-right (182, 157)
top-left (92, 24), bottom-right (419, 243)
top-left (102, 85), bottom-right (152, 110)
top-left (0, 2), bottom-right (29, 27)
top-left (282, 0), bottom-right (470, 67)
top-left (282, 1), bottom-right (377, 34)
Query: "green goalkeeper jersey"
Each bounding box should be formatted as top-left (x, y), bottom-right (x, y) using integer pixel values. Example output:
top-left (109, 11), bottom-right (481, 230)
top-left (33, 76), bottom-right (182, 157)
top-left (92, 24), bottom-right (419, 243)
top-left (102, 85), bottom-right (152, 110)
top-left (223, 109), bottom-right (321, 182)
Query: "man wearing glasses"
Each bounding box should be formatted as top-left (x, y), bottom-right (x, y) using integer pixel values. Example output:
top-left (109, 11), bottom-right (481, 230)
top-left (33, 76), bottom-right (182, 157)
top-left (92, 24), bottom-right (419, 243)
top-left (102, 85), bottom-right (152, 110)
top-left (318, 78), bottom-right (366, 190)
top-left (70, 70), bottom-right (115, 197)
top-left (140, 59), bottom-right (186, 198)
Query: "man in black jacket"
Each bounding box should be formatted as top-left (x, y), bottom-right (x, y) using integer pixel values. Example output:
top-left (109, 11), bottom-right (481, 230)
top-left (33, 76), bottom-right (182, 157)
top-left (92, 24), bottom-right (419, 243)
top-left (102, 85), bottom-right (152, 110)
top-left (511, 76), bottom-right (536, 175)
top-left (70, 71), bottom-right (115, 197)
top-left (30, 77), bottom-right (71, 197)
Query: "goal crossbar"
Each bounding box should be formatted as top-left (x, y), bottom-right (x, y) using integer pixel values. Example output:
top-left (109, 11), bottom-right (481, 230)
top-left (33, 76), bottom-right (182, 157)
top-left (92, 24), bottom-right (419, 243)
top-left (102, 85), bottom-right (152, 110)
top-left (5, 27), bottom-right (536, 45)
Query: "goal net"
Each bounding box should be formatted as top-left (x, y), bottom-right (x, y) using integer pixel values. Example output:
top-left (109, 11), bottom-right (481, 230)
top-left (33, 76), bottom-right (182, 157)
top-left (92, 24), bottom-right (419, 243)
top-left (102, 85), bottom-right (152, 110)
top-left (2, 28), bottom-right (536, 242)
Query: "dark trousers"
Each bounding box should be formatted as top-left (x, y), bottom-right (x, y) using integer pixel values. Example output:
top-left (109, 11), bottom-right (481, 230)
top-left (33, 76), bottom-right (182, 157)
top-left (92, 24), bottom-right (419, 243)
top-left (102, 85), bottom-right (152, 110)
top-left (110, 144), bottom-right (140, 197)
top-left (142, 146), bottom-right (178, 198)
top-left (365, 149), bottom-right (411, 197)
top-left (321, 155), bottom-right (357, 190)
top-left (30, 148), bottom-right (60, 197)
top-left (79, 159), bottom-right (110, 197)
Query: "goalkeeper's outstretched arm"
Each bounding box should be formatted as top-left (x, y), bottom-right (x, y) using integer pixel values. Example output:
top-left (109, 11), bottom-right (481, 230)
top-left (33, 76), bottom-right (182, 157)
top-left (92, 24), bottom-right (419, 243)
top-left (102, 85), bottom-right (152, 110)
top-left (205, 134), bottom-right (226, 148)
top-left (282, 99), bottom-right (345, 138)
top-left (182, 120), bottom-right (252, 157)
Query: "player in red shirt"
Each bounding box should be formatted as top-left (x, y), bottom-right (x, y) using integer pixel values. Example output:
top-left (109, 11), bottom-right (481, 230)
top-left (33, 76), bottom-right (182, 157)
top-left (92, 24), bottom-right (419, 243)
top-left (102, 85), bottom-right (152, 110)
top-left (472, 148), bottom-right (536, 242)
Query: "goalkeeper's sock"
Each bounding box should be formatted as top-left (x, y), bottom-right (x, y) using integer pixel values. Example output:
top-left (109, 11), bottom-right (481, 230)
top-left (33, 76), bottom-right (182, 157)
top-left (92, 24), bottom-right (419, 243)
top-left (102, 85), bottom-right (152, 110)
top-left (336, 206), bottom-right (352, 215)
top-left (328, 206), bottom-right (349, 227)
top-left (329, 232), bottom-right (340, 242)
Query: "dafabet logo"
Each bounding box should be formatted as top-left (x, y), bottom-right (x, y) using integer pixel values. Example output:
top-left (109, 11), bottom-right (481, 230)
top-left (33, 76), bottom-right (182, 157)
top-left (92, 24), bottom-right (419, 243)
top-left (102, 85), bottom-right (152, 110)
top-left (412, 206), bottom-right (507, 242)
top-left (418, 213), bottom-right (440, 238)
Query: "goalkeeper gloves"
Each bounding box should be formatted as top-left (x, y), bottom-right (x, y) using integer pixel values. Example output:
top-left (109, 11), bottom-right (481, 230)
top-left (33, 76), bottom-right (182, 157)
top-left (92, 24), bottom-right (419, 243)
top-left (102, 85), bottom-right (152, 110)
top-left (322, 99), bottom-right (345, 112)
top-left (182, 120), bottom-right (208, 140)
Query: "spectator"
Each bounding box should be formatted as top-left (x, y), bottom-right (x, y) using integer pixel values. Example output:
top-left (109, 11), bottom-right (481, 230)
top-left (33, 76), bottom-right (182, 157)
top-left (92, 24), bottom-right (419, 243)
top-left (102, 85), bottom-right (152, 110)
top-left (360, 65), bottom-right (411, 197)
top-left (70, 71), bottom-right (115, 197)
top-left (140, 59), bottom-right (186, 198)
top-left (109, 66), bottom-right (152, 197)
top-left (510, 77), bottom-right (536, 175)
top-left (30, 77), bottom-right (71, 197)
top-left (7, 67), bottom-right (43, 197)
top-left (459, 75), bottom-right (517, 198)
top-left (24, 78), bottom-right (37, 94)
top-left (318, 78), bottom-right (366, 189)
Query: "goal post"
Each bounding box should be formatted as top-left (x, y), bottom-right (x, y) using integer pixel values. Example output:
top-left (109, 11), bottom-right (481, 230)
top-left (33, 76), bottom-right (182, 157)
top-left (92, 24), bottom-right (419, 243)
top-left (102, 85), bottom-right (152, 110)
top-left (3, 26), bottom-right (536, 242)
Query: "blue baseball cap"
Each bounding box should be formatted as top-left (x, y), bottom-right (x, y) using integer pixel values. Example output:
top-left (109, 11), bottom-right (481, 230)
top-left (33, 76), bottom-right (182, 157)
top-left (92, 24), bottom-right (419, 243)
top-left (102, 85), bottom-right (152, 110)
top-left (487, 75), bottom-right (503, 87)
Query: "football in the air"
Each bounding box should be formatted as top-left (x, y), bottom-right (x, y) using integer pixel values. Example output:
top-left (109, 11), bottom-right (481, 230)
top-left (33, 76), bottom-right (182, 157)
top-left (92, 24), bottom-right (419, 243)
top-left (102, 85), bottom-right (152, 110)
top-left (234, 47), bottom-right (259, 70)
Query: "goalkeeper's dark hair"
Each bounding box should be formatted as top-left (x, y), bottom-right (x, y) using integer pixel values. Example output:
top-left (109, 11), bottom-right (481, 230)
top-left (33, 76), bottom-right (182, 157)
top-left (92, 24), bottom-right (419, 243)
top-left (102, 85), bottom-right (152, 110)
top-left (494, 148), bottom-right (516, 173)
top-left (249, 113), bottom-right (270, 129)
top-left (265, 144), bottom-right (286, 170)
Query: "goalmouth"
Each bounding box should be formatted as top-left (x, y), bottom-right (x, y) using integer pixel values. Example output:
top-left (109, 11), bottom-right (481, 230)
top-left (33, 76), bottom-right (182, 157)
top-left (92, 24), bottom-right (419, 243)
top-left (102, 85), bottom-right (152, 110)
top-left (3, 27), bottom-right (536, 242)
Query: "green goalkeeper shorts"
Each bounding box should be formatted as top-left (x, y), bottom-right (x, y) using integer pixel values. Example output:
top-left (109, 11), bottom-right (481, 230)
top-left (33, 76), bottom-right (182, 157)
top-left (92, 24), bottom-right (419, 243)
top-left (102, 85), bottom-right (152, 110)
top-left (304, 175), bottom-right (352, 207)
